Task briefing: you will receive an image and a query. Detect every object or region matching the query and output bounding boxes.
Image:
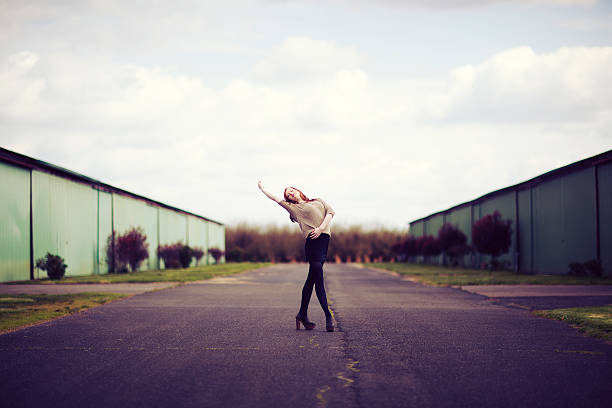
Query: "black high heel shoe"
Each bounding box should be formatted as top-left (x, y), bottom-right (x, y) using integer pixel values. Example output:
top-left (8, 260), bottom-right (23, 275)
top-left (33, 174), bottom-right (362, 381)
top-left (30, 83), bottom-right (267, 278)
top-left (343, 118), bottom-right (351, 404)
top-left (296, 314), bottom-right (315, 330)
top-left (326, 316), bottom-right (334, 332)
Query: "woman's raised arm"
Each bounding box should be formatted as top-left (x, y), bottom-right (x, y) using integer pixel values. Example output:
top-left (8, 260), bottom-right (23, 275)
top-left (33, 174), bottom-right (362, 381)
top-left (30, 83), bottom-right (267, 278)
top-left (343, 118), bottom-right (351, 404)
top-left (258, 181), bottom-right (282, 203)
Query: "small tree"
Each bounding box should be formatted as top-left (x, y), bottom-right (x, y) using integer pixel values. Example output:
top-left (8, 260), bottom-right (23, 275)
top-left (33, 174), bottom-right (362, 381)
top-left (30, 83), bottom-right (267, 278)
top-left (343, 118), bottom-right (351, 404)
top-left (392, 235), bottom-right (418, 262)
top-left (403, 235), bottom-right (418, 260)
top-left (437, 223), bottom-right (470, 266)
top-left (416, 235), bottom-right (440, 263)
top-left (391, 241), bottom-right (404, 261)
top-left (106, 230), bottom-right (127, 273)
top-left (157, 243), bottom-right (182, 269)
top-left (36, 253), bottom-right (67, 280)
top-left (178, 245), bottom-right (192, 268)
top-left (192, 247), bottom-right (205, 266)
top-left (157, 242), bottom-right (203, 269)
top-left (472, 211), bottom-right (513, 269)
top-left (117, 227), bottom-right (149, 272)
top-left (208, 247), bottom-right (225, 264)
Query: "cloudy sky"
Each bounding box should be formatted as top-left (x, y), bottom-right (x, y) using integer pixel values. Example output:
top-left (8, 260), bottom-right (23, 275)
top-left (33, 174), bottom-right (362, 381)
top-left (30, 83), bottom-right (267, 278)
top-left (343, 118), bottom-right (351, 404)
top-left (1, 0), bottom-right (611, 230)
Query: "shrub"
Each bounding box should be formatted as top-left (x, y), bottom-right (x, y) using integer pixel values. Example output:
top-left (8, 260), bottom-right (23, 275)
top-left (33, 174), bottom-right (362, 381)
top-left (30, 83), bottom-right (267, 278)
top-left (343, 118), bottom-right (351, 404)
top-left (117, 227), bottom-right (149, 272)
top-left (391, 241), bottom-right (404, 260)
top-left (472, 211), bottom-right (513, 269)
top-left (157, 243), bottom-right (204, 269)
top-left (391, 235), bottom-right (418, 262)
top-left (106, 231), bottom-right (127, 273)
top-left (192, 247), bottom-right (205, 265)
top-left (585, 260), bottom-right (603, 277)
top-left (403, 235), bottom-right (418, 259)
top-left (36, 253), bottom-right (67, 280)
top-left (416, 235), bottom-right (440, 262)
top-left (157, 243), bottom-right (182, 269)
top-left (569, 260), bottom-right (602, 277)
top-left (178, 245), bottom-right (193, 268)
top-left (106, 230), bottom-right (121, 273)
top-left (208, 247), bottom-right (225, 264)
top-left (437, 223), bottom-right (470, 265)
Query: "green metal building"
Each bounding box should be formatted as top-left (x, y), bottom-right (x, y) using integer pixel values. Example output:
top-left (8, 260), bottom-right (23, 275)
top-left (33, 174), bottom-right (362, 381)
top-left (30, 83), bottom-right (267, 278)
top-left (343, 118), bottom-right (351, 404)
top-left (0, 147), bottom-right (225, 282)
top-left (409, 150), bottom-right (612, 276)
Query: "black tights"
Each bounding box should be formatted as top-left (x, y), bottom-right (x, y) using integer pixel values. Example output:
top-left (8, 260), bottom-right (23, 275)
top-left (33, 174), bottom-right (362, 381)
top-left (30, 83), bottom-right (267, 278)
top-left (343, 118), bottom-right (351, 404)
top-left (299, 261), bottom-right (331, 318)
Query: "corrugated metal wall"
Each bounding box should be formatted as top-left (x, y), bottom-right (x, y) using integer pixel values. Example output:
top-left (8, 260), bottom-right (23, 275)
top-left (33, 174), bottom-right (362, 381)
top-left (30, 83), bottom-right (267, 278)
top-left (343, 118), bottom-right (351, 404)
top-left (0, 162), bottom-right (30, 282)
top-left (518, 188), bottom-right (533, 273)
top-left (597, 161), bottom-right (612, 277)
top-left (445, 205), bottom-right (472, 267)
top-left (98, 190), bottom-right (113, 274)
top-left (532, 167), bottom-right (596, 274)
top-left (409, 154), bottom-right (611, 276)
top-left (187, 215), bottom-right (208, 266)
top-left (0, 158), bottom-right (225, 282)
top-left (32, 172), bottom-right (98, 278)
top-left (207, 222), bottom-right (226, 264)
top-left (113, 194), bottom-right (159, 271)
top-left (475, 191), bottom-right (517, 269)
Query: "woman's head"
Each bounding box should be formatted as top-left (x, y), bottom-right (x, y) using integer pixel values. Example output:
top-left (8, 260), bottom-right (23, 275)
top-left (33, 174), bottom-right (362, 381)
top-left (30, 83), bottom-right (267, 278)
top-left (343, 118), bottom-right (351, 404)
top-left (284, 187), bottom-right (314, 203)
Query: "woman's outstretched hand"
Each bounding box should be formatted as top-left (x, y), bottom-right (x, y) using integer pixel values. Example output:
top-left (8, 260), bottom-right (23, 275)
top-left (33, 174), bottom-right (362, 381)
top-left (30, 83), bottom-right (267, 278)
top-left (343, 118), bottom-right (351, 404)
top-left (258, 181), bottom-right (281, 203)
top-left (309, 227), bottom-right (322, 239)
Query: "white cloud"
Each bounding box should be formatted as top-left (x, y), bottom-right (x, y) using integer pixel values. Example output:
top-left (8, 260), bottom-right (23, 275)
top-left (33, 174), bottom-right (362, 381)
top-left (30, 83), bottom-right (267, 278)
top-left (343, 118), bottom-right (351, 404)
top-left (251, 37), bottom-right (365, 84)
top-left (338, 0), bottom-right (598, 8)
top-left (1, 40), bottom-right (610, 227)
top-left (0, 51), bottom-right (45, 117)
top-left (440, 46), bottom-right (612, 123)
top-left (561, 14), bottom-right (612, 32)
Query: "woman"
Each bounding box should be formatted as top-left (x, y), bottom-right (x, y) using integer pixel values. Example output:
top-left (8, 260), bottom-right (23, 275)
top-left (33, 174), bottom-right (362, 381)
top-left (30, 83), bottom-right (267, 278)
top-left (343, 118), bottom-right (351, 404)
top-left (257, 181), bottom-right (335, 332)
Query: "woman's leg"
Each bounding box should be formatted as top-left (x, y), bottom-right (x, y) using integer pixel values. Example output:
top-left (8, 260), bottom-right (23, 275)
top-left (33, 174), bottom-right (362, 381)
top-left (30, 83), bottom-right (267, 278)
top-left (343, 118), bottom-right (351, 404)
top-left (310, 260), bottom-right (332, 318)
top-left (298, 266), bottom-right (316, 317)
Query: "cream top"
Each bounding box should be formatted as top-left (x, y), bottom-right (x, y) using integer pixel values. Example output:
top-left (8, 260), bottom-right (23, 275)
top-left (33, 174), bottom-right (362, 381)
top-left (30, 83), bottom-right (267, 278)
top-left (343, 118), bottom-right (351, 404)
top-left (278, 198), bottom-right (335, 239)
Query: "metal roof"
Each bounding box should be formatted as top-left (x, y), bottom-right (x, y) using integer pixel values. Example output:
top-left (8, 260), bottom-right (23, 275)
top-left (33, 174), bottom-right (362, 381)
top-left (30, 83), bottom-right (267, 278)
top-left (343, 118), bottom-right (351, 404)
top-left (409, 149), bottom-right (612, 226)
top-left (0, 146), bottom-right (224, 226)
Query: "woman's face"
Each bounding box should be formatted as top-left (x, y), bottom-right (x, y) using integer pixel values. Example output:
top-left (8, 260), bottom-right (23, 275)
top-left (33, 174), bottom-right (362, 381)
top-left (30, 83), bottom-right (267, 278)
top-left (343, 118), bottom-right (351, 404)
top-left (285, 187), bottom-right (301, 203)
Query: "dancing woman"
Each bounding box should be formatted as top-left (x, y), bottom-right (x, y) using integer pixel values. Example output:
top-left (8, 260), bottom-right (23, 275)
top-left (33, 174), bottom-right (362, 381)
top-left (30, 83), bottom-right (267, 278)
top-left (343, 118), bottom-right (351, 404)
top-left (257, 181), bottom-right (335, 332)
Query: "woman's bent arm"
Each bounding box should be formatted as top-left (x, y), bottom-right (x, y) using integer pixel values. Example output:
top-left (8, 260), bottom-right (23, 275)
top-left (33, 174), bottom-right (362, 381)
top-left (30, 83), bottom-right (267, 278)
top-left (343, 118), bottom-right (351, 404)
top-left (309, 213), bottom-right (334, 239)
top-left (258, 181), bottom-right (281, 203)
top-left (318, 213), bottom-right (333, 231)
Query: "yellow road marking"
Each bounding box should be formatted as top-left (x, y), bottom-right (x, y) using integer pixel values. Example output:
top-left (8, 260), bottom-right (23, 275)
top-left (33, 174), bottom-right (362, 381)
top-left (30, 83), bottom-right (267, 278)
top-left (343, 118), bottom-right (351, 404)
top-left (316, 385), bottom-right (330, 408)
top-left (336, 372), bottom-right (354, 387)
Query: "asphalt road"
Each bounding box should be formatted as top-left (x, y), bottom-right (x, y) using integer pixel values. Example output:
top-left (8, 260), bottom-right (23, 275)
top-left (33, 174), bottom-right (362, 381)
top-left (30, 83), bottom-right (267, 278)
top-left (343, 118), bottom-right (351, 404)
top-left (0, 282), bottom-right (179, 294)
top-left (1, 264), bottom-right (611, 408)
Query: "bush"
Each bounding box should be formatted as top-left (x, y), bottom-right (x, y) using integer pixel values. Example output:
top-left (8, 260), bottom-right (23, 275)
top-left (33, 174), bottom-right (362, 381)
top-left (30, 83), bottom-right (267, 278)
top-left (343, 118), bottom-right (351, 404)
top-left (416, 235), bottom-right (440, 262)
top-left (192, 247), bottom-right (205, 265)
top-left (36, 253), bottom-right (67, 280)
top-left (208, 247), bottom-right (225, 264)
top-left (178, 245), bottom-right (193, 268)
top-left (403, 235), bottom-right (418, 259)
top-left (106, 227), bottom-right (149, 273)
top-left (391, 235), bottom-right (419, 262)
top-left (117, 227), bottom-right (149, 272)
top-left (437, 223), bottom-right (470, 265)
top-left (105, 231), bottom-right (124, 273)
top-left (472, 211), bottom-right (513, 269)
top-left (157, 243), bottom-right (182, 269)
top-left (569, 259), bottom-right (603, 277)
top-left (157, 243), bottom-right (204, 269)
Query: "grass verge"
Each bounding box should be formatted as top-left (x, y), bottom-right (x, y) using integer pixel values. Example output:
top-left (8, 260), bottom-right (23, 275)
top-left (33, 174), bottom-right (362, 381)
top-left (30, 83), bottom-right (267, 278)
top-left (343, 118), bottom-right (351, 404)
top-left (533, 305), bottom-right (612, 343)
top-left (0, 293), bottom-right (129, 334)
top-left (9, 262), bottom-right (271, 284)
top-left (364, 263), bottom-right (612, 286)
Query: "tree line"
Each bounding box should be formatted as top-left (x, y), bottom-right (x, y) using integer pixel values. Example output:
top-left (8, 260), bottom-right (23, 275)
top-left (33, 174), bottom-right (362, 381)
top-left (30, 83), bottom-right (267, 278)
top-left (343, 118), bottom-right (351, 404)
top-left (226, 211), bottom-right (516, 269)
top-left (226, 222), bottom-right (405, 263)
